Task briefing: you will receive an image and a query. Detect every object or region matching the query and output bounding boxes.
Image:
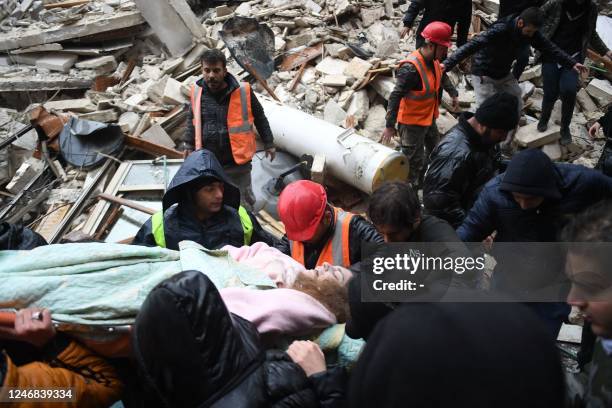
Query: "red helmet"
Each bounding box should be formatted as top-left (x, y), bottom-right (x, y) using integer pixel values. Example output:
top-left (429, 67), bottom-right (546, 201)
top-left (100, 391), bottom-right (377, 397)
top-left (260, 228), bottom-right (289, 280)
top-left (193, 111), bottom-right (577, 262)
top-left (421, 21), bottom-right (453, 48)
top-left (278, 180), bottom-right (327, 242)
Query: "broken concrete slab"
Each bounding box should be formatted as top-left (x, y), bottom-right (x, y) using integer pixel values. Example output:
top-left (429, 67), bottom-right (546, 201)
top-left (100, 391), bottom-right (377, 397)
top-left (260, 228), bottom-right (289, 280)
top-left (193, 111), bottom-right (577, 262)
top-left (371, 76), bottom-right (395, 100)
top-left (125, 93), bottom-right (148, 107)
top-left (0, 72), bottom-right (94, 92)
top-left (12, 52), bottom-right (77, 73)
top-left (323, 100), bottom-right (347, 127)
top-left (310, 154), bottom-right (326, 184)
top-left (519, 65), bottom-right (541, 82)
top-left (361, 7), bottom-right (385, 28)
top-left (44, 98), bottom-right (97, 113)
top-left (315, 57), bottom-right (349, 76)
top-left (346, 90), bottom-right (370, 122)
top-left (6, 157), bottom-right (44, 194)
top-left (515, 122), bottom-right (561, 148)
top-left (436, 111), bottom-right (459, 135)
top-left (586, 78), bottom-right (612, 107)
top-left (367, 22), bottom-right (400, 58)
top-left (362, 104), bottom-right (386, 141)
top-left (576, 88), bottom-right (598, 113)
top-left (118, 112), bottom-right (140, 133)
top-left (320, 75), bottom-right (347, 87)
top-left (77, 109), bottom-right (118, 123)
top-left (133, 0), bottom-right (207, 56)
top-left (541, 141), bottom-right (562, 161)
top-left (344, 57), bottom-right (373, 80)
top-left (162, 77), bottom-right (188, 105)
top-left (75, 55), bottom-right (117, 74)
top-left (215, 5), bottom-right (233, 17)
top-left (0, 9), bottom-right (145, 51)
top-left (140, 123), bottom-right (176, 148)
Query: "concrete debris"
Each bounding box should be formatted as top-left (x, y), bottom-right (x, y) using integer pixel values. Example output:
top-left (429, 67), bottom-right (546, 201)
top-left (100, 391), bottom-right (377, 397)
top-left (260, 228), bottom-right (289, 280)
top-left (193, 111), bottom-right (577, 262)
top-left (315, 57), bottom-right (349, 76)
top-left (6, 157), bottom-right (44, 194)
top-left (323, 100), bottom-right (347, 127)
top-left (519, 65), bottom-right (542, 82)
top-left (75, 56), bottom-right (117, 75)
top-left (515, 122), bottom-right (561, 148)
top-left (541, 141), bottom-right (562, 161)
top-left (586, 78), bottom-right (612, 107)
top-left (344, 57), bottom-right (373, 80)
top-left (320, 75), bottom-right (347, 87)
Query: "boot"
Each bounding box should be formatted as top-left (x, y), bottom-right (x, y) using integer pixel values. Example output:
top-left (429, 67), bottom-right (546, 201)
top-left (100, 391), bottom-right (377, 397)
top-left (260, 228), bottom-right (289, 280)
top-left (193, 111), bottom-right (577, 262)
top-left (560, 127), bottom-right (572, 146)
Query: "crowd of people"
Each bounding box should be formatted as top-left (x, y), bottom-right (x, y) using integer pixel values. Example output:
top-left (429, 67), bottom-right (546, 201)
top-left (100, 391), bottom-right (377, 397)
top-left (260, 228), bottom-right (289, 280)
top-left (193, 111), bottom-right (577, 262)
top-left (1, 0), bottom-right (612, 407)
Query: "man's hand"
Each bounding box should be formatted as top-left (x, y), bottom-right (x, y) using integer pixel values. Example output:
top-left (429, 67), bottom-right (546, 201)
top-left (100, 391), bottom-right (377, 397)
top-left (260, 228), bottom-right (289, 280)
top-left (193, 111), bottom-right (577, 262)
top-left (589, 122), bottom-right (602, 139)
top-left (452, 96), bottom-right (459, 112)
top-left (265, 147), bottom-right (276, 162)
top-left (381, 127), bottom-right (397, 144)
top-left (287, 340), bottom-right (326, 377)
top-left (0, 308), bottom-right (56, 348)
top-left (573, 63), bottom-right (588, 75)
top-left (400, 27), bottom-right (411, 39)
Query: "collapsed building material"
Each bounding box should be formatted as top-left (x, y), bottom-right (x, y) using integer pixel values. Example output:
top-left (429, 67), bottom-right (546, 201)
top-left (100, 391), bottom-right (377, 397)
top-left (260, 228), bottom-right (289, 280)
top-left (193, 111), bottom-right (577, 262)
top-left (5, 157), bottom-right (44, 194)
top-left (586, 78), bottom-right (612, 107)
top-left (259, 95), bottom-right (408, 194)
top-left (515, 122), bottom-right (561, 148)
top-left (541, 141), bottom-right (562, 161)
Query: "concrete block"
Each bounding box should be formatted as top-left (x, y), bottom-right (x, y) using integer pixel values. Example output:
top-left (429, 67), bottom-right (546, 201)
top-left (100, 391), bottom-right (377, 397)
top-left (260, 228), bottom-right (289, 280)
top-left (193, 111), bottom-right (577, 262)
top-left (436, 112), bottom-right (459, 135)
top-left (367, 22), bottom-right (400, 58)
top-left (520, 81), bottom-right (535, 100)
top-left (285, 32), bottom-right (317, 50)
top-left (75, 55), bottom-right (117, 74)
top-left (576, 88), bottom-right (598, 113)
top-left (6, 157), bottom-right (44, 194)
top-left (343, 57), bottom-right (373, 80)
top-left (515, 122), bottom-right (561, 148)
top-left (44, 98), bottom-right (96, 113)
top-left (310, 154), bottom-right (326, 184)
top-left (360, 7), bottom-right (385, 28)
top-left (323, 100), bottom-right (347, 127)
top-left (315, 57), bottom-right (349, 76)
top-left (541, 141), bottom-right (562, 161)
top-left (320, 75), bottom-right (347, 87)
top-left (371, 76), bottom-right (395, 100)
top-left (215, 5), bottom-right (232, 17)
top-left (163, 77), bottom-right (188, 105)
top-left (141, 123), bottom-right (176, 148)
top-left (346, 90), bottom-right (370, 122)
top-left (118, 112), bottom-right (140, 133)
top-left (362, 104), bottom-right (387, 141)
top-left (13, 52), bottom-right (77, 73)
top-left (519, 65), bottom-right (541, 82)
top-left (125, 93), bottom-right (148, 107)
top-left (586, 78), bottom-right (612, 107)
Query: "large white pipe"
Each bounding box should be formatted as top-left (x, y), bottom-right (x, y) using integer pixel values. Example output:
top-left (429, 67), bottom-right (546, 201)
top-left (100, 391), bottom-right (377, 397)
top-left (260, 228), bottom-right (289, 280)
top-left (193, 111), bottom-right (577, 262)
top-left (259, 95), bottom-right (409, 194)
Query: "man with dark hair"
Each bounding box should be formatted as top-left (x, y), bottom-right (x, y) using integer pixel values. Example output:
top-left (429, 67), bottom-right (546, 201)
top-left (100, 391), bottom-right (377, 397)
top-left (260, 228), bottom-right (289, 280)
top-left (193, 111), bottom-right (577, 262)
top-left (537, 0), bottom-right (611, 145)
top-left (346, 181), bottom-right (475, 340)
top-left (423, 92), bottom-right (519, 228)
top-left (443, 7), bottom-right (587, 115)
top-left (400, 0), bottom-right (472, 48)
top-left (133, 150), bottom-right (278, 250)
top-left (180, 49), bottom-right (276, 210)
top-left (458, 149), bottom-right (612, 337)
top-left (563, 201), bottom-right (612, 407)
top-left (383, 22), bottom-right (459, 190)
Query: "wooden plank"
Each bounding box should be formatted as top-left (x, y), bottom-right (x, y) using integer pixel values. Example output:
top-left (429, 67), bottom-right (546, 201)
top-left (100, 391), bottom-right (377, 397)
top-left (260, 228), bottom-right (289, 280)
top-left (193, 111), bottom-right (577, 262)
top-left (45, 0), bottom-right (90, 9)
top-left (288, 62), bottom-right (307, 92)
top-left (94, 205), bottom-right (123, 240)
top-left (35, 204), bottom-right (72, 242)
top-left (124, 134), bottom-right (184, 159)
top-left (280, 43), bottom-right (323, 72)
top-left (98, 193), bottom-right (157, 215)
top-left (117, 184), bottom-right (166, 192)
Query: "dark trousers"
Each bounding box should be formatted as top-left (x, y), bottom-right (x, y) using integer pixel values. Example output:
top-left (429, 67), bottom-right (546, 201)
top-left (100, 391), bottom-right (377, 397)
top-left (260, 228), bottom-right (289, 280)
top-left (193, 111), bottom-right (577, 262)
top-left (512, 43), bottom-right (531, 80)
top-left (542, 62), bottom-right (579, 130)
top-left (525, 302), bottom-right (571, 340)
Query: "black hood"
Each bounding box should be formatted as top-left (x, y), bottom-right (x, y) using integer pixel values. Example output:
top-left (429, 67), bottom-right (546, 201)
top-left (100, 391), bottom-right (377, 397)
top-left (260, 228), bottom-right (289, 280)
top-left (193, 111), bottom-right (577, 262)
top-left (162, 149), bottom-right (241, 211)
top-left (500, 148), bottom-right (562, 200)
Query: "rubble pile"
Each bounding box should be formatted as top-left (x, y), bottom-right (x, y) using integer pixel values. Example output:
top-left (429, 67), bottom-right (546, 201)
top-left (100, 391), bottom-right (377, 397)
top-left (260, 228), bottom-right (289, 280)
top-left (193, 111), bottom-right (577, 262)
top-left (0, 0), bottom-right (611, 243)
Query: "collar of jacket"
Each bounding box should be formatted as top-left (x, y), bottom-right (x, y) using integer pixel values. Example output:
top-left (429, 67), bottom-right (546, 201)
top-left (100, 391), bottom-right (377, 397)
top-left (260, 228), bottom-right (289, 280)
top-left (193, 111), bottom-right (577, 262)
top-left (458, 112), bottom-right (495, 150)
top-left (195, 72), bottom-right (241, 99)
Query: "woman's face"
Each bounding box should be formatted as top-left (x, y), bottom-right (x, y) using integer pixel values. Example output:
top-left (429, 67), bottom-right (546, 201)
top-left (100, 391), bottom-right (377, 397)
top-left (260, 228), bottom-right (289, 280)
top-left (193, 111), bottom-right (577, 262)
top-left (300, 263), bottom-right (353, 286)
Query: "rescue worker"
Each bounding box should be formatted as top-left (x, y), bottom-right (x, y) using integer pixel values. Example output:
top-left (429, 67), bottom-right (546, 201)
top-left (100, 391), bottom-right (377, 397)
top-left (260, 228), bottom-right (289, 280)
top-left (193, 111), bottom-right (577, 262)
top-left (180, 49), bottom-right (276, 211)
top-left (276, 180), bottom-right (382, 270)
top-left (383, 21), bottom-right (459, 190)
top-left (133, 149), bottom-right (279, 251)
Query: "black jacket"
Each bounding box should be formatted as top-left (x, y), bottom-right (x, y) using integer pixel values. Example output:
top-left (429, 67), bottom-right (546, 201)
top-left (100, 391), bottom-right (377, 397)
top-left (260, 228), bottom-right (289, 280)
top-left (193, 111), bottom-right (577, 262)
top-left (423, 113), bottom-right (501, 228)
top-left (443, 15), bottom-right (577, 79)
top-left (182, 74), bottom-right (274, 166)
top-left (132, 150), bottom-right (279, 250)
top-left (277, 212), bottom-right (383, 270)
top-left (0, 222), bottom-right (47, 250)
top-left (133, 270), bottom-right (346, 408)
top-left (499, 0), bottom-right (544, 18)
top-left (345, 215), bottom-right (475, 340)
top-left (596, 107), bottom-right (612, 176)
top-left (402, 0), bottom-right (472, 47)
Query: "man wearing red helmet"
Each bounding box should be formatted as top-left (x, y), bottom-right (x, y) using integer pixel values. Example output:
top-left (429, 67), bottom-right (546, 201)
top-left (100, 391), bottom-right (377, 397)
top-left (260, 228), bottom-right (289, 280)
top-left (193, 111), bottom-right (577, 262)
top-left (383, 21), bottom-right (458, 190)
top-left (277, 180), bottom-right (382, 269)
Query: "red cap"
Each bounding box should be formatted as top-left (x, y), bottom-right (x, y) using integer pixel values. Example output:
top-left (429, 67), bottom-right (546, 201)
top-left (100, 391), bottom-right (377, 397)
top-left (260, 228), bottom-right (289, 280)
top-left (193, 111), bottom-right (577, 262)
top-left (278, 180), bottom-right (327, 242)
top-left (421, 21), bottom-right (453, 48)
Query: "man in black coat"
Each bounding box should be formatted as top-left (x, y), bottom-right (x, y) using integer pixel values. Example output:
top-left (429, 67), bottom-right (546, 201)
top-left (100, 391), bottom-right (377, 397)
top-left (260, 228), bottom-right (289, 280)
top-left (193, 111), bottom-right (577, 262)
top-left (132, 149), bottom-right (279, 251)
top-left (401, 0), bottom-right (472, 48)
top-left (458, 149), bottom-right (612, 337)
top-left (133, 270), bottom-right (346, 407)
top-left (423, 92), bottom-right (519, 228)
top-left (442, 7), bottom-right (586, 114)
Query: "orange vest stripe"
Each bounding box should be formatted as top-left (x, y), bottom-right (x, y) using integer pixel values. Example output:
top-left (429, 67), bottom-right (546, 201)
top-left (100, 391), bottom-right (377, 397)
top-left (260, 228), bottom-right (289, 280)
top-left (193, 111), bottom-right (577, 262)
top-left (190, 82), bottom-right (257, 164)
top-left (397, 50), bottom-right (442, 127)
top-left (289, 207), bottom-right (355, 268)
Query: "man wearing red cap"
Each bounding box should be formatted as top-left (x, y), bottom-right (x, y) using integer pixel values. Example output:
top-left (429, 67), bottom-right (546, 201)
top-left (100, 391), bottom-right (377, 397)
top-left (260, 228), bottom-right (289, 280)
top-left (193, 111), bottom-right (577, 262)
top-left (383, 21), bottom-right (458, 190)
top-left (277, 180), bottom-right (382, 269)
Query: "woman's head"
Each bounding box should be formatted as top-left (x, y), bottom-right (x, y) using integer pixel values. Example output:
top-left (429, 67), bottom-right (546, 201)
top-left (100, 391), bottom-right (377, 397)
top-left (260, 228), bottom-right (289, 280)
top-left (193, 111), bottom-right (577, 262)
top-left (291, 265), bottom-right (351, 322)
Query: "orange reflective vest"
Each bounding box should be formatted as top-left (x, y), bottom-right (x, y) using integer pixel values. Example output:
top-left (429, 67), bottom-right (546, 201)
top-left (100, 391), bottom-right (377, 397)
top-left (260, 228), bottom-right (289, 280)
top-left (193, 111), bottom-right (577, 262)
top-left (290, 206), bottom-right (355, 268)
top-left (397, 50), bottom-right (442, 127)
top-left (190, 82), bottom-right (257, 165)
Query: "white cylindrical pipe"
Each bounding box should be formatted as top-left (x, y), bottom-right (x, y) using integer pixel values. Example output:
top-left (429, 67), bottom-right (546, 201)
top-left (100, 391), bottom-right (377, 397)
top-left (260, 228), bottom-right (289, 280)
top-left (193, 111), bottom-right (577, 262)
top-left (259, 95), bottom-right (409, 194)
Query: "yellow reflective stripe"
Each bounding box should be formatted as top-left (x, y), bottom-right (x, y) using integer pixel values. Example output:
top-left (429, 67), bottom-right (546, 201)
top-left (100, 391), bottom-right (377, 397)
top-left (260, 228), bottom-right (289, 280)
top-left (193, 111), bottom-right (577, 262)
top-left (151, 211), bottom-right (166, 248)
top-left (238, 206), bottom-right (253, 245)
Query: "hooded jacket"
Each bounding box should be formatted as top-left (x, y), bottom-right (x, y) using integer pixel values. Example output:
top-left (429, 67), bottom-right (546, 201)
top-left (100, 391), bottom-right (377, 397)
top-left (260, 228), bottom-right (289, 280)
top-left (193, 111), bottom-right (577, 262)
top-left (132, 150), bottom-right (278, 250)
top-left (423, 113), bottom-right (501, 228)
top-left (458, 160), bottom-right (612, 292)
top-left (402, 0), bottom-right (472, 47)
top-left (182, 74), bottom-right (274, 166)
top-left (132, 270), bottom-right (346, 408)
top-left (539, 0), bottom-right (609, 61)
top-left (443, 15), bottom-right (577, 79)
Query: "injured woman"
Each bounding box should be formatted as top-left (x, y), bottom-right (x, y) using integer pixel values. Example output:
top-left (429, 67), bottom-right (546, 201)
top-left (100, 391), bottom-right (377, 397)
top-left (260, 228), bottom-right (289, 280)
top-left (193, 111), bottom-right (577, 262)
top-left (0, 240), bottom-right (356, 407)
